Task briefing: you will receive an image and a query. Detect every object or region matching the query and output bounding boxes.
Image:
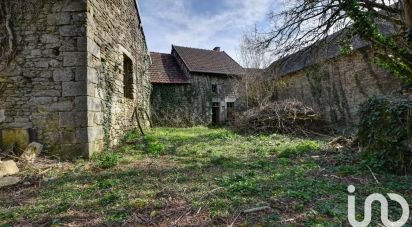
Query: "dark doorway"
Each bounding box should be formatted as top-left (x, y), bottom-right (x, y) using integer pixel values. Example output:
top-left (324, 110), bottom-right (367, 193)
top-left (212, 102), bottom-right (220, 125)
top-left (227, 102), bottom-right (234, 121)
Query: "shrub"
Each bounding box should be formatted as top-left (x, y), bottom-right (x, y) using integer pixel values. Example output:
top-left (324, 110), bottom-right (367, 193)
top-left (358, 96), bottom-right (412, 173)
top-left (145, 135), bottom-right (166, 155)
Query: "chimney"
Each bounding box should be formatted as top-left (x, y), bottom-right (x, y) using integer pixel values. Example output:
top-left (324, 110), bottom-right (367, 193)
top-left (213, 47), bottom-right (221, 52)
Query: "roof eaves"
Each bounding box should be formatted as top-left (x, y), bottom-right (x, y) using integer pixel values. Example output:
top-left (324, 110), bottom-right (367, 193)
top-left (191, 69), bottom-right (244, 76)
top-left (172, 45), bottom-right (195, 72)
top-left (134, 0), bottom-right (150, 63)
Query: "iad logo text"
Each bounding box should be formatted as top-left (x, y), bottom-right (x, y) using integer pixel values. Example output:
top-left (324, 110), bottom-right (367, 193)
top-left (347, 185), bottom-right (410, 227)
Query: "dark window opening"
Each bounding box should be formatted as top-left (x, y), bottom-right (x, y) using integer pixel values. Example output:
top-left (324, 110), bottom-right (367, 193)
top-left (212, 84), bottom-right (218, 94)
top-left (123, 54), bottom-right (134, 99)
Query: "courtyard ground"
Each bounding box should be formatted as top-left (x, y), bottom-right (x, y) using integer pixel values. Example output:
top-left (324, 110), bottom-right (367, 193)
top-left (0, 127), bottom-right (411, 226)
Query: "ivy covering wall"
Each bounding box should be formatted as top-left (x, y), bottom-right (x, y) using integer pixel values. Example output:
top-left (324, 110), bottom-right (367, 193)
top-left (151, 84), bottom-right (212, 127)
top-left (274, 50), bottom-right (400, 125)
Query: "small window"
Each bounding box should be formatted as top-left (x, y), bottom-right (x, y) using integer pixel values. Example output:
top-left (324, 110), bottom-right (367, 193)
top-left (212, 84), bottom-right (217, 93)
top-left (123, 54), bottom-right (133, 99)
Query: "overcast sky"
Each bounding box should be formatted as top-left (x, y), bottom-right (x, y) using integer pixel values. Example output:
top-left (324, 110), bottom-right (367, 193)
top-left (138, 0), bottom-right (280, 64)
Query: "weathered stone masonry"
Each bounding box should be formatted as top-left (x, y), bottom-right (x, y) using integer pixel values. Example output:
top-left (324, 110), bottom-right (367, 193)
top-left (150, 46), bottom-right (242, 126)
top-left (0, 0), bottom-right (150, 159)
top-left (270, 50), bottom-right (400, 124)
top-left (86, 0), bottom-right (151, 153)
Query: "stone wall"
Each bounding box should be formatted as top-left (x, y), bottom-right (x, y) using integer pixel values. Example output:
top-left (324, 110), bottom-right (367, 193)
top-left (86, 0), bottom-right (151, 153)
top-left (0, 0), bottom-right (88, 159)
top-left (0, 0), bottom-right (151, 159)
top-left (151, 49), bottom-right (238, 126)
top-left (271, 49), bottom-right (401, 124)
top-left (151, 84), bottom-right (207, 126)
top-left (151, 73), bottom-right (238, 126)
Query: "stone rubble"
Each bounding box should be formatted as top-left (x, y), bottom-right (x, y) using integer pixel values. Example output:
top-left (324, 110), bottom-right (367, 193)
top-left (0, 160), bottom-right (19, 178)
top-left (21, 142), bottom-right (44, 162)
top-left (0, 177), bottom-right (21, 189)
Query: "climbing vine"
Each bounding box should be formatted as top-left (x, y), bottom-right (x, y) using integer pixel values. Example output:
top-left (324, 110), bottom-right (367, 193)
top-left (305, 64), bottom-right (351, 123)
top-left (358, 95), bottom-right (412, 173)
top-left (97, 59), bottom-right (117, 151)
top-left (341, 0), bottom-right (412, 82)
top-left (151, 84), bottom-right (211, 127)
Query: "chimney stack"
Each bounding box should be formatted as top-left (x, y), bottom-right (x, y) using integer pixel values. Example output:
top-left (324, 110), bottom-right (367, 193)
top-left (213, 47), bottom-right (221, 52)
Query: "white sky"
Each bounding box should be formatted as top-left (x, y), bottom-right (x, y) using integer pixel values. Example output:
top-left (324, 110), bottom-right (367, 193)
top-left (139, 0), bottom-right (280, 63)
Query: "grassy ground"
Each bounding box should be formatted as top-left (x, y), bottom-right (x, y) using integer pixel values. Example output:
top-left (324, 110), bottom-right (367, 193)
top-left (0, 127), bottom-right (411, 226)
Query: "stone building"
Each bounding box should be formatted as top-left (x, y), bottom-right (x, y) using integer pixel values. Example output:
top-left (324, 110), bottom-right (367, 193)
top-left (267, 31), bottom-right (401, 125)
top-left (0, 0), bottom-right (151, 159)
top-left (150, 45), bottom-right (244, 126)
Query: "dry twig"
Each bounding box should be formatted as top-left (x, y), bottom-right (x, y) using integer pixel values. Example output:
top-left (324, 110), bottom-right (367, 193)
top-left (366, 165), bottom-right (380, 184)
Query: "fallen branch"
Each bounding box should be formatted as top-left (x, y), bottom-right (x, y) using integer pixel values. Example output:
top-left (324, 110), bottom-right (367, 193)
top-left (243, 206), bottom-right (271, 214)
top-left (366, 165), bottom-right (380, 184)
top-left (228, 211), bottom-right (242, 227)
top-left (132, 107), bottom-right (145, 136)
top-left (173, 208), bottom-right (191, 225)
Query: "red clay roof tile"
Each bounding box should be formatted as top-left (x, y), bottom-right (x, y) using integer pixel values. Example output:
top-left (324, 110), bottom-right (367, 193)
top-left (173, 45), bottom-right (244, 76)
top-left (149, 52), bottom-right (190, 84)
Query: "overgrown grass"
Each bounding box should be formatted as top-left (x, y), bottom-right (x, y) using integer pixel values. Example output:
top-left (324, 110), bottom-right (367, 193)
top-left (0, 127), bottom-right (411, 226)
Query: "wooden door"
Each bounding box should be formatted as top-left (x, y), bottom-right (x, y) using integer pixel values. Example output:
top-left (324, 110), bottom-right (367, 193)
top-left (227, 102), bottom-right (234, 121)
top-left (212, 102), bottom-right (220, 125)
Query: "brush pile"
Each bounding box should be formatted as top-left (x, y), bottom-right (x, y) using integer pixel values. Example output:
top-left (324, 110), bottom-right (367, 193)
top-left (234, 100), bottom-right (329, 135)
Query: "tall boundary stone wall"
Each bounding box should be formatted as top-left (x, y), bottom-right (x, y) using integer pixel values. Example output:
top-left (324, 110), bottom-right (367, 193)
top-left (0, 0), bottom-right (151, 159)
top-left (271, 49), bottom-right (401, 124)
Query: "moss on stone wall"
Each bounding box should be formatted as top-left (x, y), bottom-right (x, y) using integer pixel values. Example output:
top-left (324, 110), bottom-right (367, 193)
top-left (305, 64), bottom-right (351, 123)
top-left (151, 84), bottom-right (211, 127)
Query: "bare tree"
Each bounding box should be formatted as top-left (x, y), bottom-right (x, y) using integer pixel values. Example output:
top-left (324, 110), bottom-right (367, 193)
top-left (237, 34), bottom-right (277, 109)
top-left (253, 0), bottom-right (412, 81)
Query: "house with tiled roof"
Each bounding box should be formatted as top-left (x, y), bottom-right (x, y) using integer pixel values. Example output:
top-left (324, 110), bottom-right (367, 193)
top-left (149, 45), bottom-right (244, 126)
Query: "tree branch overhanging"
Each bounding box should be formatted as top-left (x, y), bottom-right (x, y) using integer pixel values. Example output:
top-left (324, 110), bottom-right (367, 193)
top-left (249, 0), bottom-right (412, 82)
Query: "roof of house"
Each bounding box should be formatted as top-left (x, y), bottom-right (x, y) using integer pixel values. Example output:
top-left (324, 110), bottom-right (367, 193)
top-left (268, 22), bottom-right (396, 77)
top-left (149, 52), bottom-right (190, 84)
top-left (172, 45), bottom-right (245, 76)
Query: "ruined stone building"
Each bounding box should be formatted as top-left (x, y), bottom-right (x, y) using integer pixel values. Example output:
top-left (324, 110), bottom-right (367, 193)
top-left (149, 45), bottom-right (244, 126)
top-left (267, 30), bottom-right (401, 125)
top-left (0, 0), bottom-right (151, 159)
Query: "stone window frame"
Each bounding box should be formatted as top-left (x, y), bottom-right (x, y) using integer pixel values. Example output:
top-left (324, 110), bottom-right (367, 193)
top-left (123, 54), bottom-right (134, 99)
top-left (119, 45), bottom-right (135, 100)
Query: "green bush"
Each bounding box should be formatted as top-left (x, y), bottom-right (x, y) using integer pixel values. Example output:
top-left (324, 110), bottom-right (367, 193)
top-left (145, 135), bottom-right (166, 155)
top-left (94, 152), bottom-right (120, 169)
top-left (279, 140), bottom-right (320, 158)
top-left (358, 96), bottom-right (412, 173)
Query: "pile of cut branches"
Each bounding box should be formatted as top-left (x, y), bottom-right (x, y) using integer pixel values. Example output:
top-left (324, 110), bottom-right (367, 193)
top-left (234, 99), bottom-right (330, 135)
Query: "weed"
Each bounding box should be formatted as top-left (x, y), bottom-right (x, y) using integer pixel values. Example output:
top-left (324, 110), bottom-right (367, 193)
top-left (145, 135), bottom-right (166, 155)
top-left (217, 172), bottom-right (261, 195)
top-left (279, 140), bottom-right (321, 158)
top-left (1, 127), bottom-right (410, 226)
top-left (94, 152), bottom-right (120, 169)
